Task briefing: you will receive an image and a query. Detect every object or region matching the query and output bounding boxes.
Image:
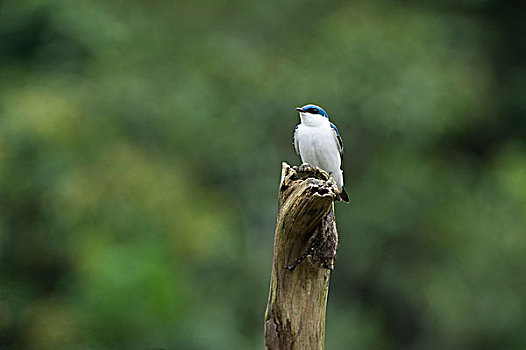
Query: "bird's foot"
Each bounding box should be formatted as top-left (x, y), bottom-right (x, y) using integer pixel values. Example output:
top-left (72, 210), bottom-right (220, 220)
top-left (298, 163), bottom-right (329, 180)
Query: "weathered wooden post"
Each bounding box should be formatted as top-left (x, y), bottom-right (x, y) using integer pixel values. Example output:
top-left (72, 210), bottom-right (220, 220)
top-left (264, 162), bottom-right (339, 350)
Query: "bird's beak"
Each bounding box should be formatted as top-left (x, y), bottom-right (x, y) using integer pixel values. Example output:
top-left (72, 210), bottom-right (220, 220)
top-left (295, 107), bottom-right (304, 112)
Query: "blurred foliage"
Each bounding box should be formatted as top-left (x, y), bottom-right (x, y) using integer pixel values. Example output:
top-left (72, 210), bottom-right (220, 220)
top-left (1, 0), bottom-right (525, 349)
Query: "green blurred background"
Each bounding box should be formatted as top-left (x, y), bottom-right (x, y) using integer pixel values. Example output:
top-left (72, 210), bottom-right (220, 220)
top-left (1, 0), bottom-right (525, 349)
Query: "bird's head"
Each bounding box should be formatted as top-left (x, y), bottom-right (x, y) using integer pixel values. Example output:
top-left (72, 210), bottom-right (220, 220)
top-left (296, 104), bottom-right (329, 125)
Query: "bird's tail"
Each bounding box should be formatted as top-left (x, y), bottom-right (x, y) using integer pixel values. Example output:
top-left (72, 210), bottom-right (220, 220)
top-left (338, 186), bottom-right (350, 203)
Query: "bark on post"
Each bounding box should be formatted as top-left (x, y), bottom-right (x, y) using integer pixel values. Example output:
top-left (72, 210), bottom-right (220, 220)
top-left (264, 162), bottom-right (339, 350)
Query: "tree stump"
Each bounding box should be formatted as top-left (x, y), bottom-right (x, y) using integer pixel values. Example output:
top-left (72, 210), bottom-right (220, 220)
top-left (264, 162), bottom-right (339, 350)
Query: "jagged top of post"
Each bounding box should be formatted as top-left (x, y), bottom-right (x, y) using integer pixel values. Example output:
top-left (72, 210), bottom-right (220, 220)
top-left (279, 162), bottom-right (338, 202)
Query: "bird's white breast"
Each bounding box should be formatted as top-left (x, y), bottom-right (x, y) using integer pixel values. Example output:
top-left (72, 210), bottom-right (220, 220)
top-left (296, 118), bottom-right (343, 189)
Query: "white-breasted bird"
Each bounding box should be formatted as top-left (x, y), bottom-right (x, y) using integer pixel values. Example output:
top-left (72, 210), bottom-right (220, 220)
top-left (293, 104), bottom-right (349, 202)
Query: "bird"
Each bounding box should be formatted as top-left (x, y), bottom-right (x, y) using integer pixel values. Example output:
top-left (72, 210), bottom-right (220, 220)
top-left (293, 104), bottom-right (349, 203)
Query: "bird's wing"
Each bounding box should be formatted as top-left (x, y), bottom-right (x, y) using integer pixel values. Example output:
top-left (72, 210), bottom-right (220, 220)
top-left (330, 122), bottom-right (344, 156)
top-left (330, 122), bottom-right (345, 171)
top-left (293, 125), bottom-right (300, 156)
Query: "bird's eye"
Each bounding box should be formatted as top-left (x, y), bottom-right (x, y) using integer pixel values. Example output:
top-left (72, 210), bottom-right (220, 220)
top-left (309, 108), bottom-right (318, 114)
